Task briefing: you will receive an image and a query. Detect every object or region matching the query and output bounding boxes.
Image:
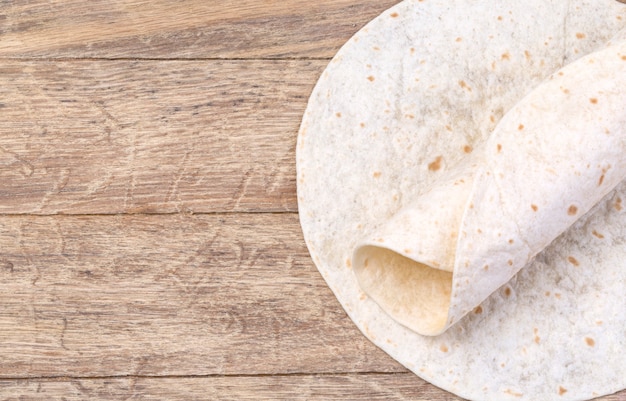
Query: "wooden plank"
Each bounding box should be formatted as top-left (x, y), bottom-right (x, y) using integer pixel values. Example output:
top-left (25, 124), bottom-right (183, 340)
top-left (0, 60), bottom-right (322, 214)
top-left (0, 0), bottom-right (399, 59)
top-left (0, 375), bottom-right (624, 401)
top-left (0, 213), bottom-right (404, 377)
top-left (0, 374), bottom-right (462, 401)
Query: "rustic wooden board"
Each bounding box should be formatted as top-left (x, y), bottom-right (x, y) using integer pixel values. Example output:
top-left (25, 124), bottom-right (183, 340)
top-left (0, 60), bottom-right (323, 214)
top-left (0, 0), bottom-right (398, 59)
top-left (0, 374), bottom-right (466, 401)
top-left (0, 213), bottom-right (403, 377)
top-left (0, 376), bottom-right (624, 401)
top-left (1, 1), bottom-right (625, 400)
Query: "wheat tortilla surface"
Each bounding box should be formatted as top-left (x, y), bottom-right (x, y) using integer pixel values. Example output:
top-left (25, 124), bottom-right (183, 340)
top-left (297, 1), bottom-right (626, 400)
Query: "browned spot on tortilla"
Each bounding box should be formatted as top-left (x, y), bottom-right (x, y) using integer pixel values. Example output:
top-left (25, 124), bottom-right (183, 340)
top-left (497, 144), bottom-right (502, 152)
top-left (576, 32), bottom-right (586, 39)
top-left (559, 386), bottom-right (568, 396)
top-left (585, 337), bottom-right (595, 347)
top-left (504, 287), bottom-right (511, 297)
top-left (599, 174), bottom-right (605, 186)
top-left (545, 291), bottom-right (551, 296)
top-left (592, 230), bottom-right (605, 239)
top-left (508, 259), bottom-right (513, 266)
top-left (518, 124), bottom-right (525, 130)
top-left (346, 259), bottom-right (352, 268)
top-left (336, 112), bottom-right (342, 118)
top-left (534, 328), bottom-right (540, 344)
top-left (501, 52), bottom-right (511, 60)
top-left (463, 145), bottom-right (473, 154)
top-left (622, 55), bottom-right (626, 61)
top-left (456, 37), bottom-right (462, 42)
top-left (364, 258), bottom-right (369, 267)
top-left (469, 203), bottom-right (474, 209)
top-left (504, 389), bottom-right (523, 397)
top-left (568, 205), bottom-right (578, 215)
top-left (406, 114), bottom-right (415, 119)
top-left (477, 228), bottom-right (483, 234)
top-left (360, 123), bottom-right (366, 128)
top-left (590, 97), bottom-right (598, 104)
top-left (410, 48), bottom-right (415, 54)
top-left (561, 87), bottom-right (570, 94)
top-left (404, 249), bottom-right (412, 254)
top-left (373, 172), bottom-right (381, 178)
top-left (596, 320), bottom-right (603, 326)
top-left (373, 46), bottom-right (380, 51)
top-left (531, 204), bottom-right (538, 212)
top-left (567, 256), bottom-right (579, 266)
top-left (473, 306), bottom-right (483, 314)
top-left (440, 344), bottom-right (449, 353)
top-left (458, 80), bottom-right (472, 91)
top-left (615, 197), bottom-right (623, 211)
top-left (508, 239), bottom-right (514, 244)
top-left (483, 264), bottom-right (489, 271)
top-left (445, 125), bottom-right (452, 131)
top-left (367, 75), bottom-right (375, 82)
top-left (555, 293), bottom-right (561, 299)
top-left (428, 156), bottom-right (443, 171)
top-left (390, 12), bottom-right (399, 18)
top-left (490, 115), bottom-right (495, 123)
top-left (376, 238), bottom-right (385, 243)
top-left (497, 15), bottom-right (503, 20)
top-left (491, 61), bottom-right (497, 70)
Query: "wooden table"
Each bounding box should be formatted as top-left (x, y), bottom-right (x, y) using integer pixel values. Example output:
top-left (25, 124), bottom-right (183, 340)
top-left (0, 2), bottom-right (623, 400)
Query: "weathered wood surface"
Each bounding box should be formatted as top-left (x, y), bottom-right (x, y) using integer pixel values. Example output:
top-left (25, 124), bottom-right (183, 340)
top-left (0, 60), bottom-right (322, 214)
top-left (0, 374), bottom-right (460, 401)
top-left (0, 214), bottom-right (402, 377)
top-left (1, 0), bottom-right (624, 400)
top-left (1, 377), bottom-right (624, 401)
top-left (0, 0), bottom-right (398, 59)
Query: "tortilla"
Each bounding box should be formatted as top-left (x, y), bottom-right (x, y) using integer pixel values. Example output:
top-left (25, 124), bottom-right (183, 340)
top-left (296, 1), bottom-right (626, 400)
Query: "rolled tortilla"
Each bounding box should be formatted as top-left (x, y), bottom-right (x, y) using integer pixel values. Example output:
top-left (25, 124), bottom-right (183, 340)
top-left (297, 0), bottom-right (626, 399)
top-left (353, 36), bottom-right (626, 335)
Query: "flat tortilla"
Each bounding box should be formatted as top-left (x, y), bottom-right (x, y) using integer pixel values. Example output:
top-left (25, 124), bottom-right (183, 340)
top-left (296, 0), bottom-right (626, 400)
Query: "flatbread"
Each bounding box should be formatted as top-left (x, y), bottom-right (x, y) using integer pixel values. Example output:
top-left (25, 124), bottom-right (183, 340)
top-left (296, 1), bottom-right (626, 400)
top-left (354, 33), bottom-right (626, 336)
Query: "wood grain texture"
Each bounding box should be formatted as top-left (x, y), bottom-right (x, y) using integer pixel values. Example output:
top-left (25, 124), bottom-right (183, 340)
top-left (0, 374), bottom-right (468, 401)
top-left (0, 213), bottom-right (403, 377)
top-left (0, 0), bottom-right (399, 59)
top-left (0, 60), bottom-right (323, 214)
top-left (2, 1), bottom-right (625, 400)
top-left (0, 376), bottom-right (624, 401)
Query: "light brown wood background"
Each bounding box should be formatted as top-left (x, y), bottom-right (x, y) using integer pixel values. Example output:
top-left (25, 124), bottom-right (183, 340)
top-left (0, 1), bottom-right (624, 400)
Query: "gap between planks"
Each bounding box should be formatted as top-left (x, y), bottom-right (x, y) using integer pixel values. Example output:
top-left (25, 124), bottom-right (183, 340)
top-left (0, 371), bottom-right (410, 382)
